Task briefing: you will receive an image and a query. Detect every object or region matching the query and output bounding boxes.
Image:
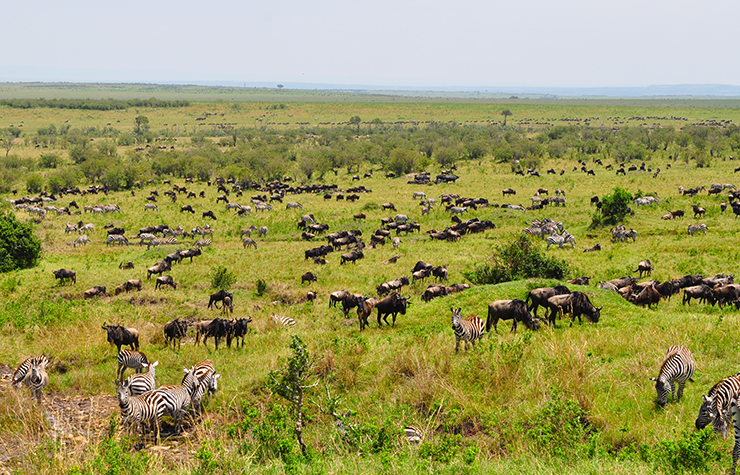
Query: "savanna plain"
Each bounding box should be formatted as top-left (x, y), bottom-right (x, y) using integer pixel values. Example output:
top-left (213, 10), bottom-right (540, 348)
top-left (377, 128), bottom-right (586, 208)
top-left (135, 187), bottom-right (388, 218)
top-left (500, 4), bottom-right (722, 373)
top-left (2, 86), bottom-right (740, 474)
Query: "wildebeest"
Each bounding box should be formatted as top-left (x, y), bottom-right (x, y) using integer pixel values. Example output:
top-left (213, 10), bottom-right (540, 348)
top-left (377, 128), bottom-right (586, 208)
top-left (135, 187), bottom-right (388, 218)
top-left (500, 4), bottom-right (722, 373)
top-left (628, 284), bottom-right (661, 309)
top-left (155, 275), bottom-right (176, 290)
top-left (545, 291), bottom-right (602, 326)
top-left (119, 261), bottom-right (134, 269)
top-left (381, 202), bottom-right (396, 211)
top-left (84, 286), bottom-right (107, 298)
top-left (146, 260), bottom-right (171, 279)
top-left (634, 259), bottom-right (652, 277)
top-left (180, 248), bottom-right (202, 262)
top-left (486, 299), bottom-right (540, 333)
top-left (194, 318), bottom-right (229, 350)
top-left (356, 297), bottom-right (378, 330)
top-left (329, 290), bottom-right (352, 308)
top-left (525, 285), bottom-right (571, 318)
top-left (340, 249), bottom-right (364, 265)
top-left (202, 210), bottom-right (217, 220)
top-left (52, 268), bottom-right (77, 285)
top-left (568, 277), bottom-right (590, 286)
top-left (376, 277), bottom-right (410, 296)
top-left (375, 292), bottom-right (410, 327)
top-left (583, 243), bottom-right (601, 252)
top-left (164, 319), bottom-right (189, 350)
top-left (301, 272), bottom-right (317, 284)
top-left (226, 317), bottom-right (252, 348)
top-left (208, 290), bottom-right (233, 309)
top-left (432, 265), bottom-right (448, 281)
top-left (102, 324), bottom-right (140, 352)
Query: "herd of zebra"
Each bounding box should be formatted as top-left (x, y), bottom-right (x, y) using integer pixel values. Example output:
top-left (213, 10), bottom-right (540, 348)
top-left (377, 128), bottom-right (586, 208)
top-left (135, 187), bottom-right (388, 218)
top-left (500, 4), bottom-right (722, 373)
top-left (650, 344), bottom-right (740, 475)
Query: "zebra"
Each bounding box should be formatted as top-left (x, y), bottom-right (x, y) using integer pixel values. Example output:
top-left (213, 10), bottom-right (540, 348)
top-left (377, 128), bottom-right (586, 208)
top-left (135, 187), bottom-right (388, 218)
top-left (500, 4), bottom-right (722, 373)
top-left (25, 362), bottom-right (49, 400)
top-left (546, 232), bottom-right (575, 249)
top-left (79, 223), bottom-right (95, 234)
top-left (194, 238), bottom-right (212, 249)
top-left (125, 361), bottom-right (158, 396)
top-left (107, 234), bottom-right (129, 246)
top-left (258, 226), bottom-right (268, 238)
top-left (650, 345), bottom-right (695, 407)
top-left (147, 237), bottom-right (177, 250)
top-left (74, 234), bottom-right (89, 248)
top-left (285, 201), bottom-right (303, 210)
top-left (271, 314), bottom-right (296, 327)
top-left (192, 226), bottom-right (214, 237)
top-left (144, 203), bottom-right (159, 212)
top-left (392, 237), bottom-right (401, 249)
top-left (241, 225), bottom-right (257, 237)
top-left (688, 224), bottom-right (707, 236)
top-left (182, 360), bottom-right (218, 413)
top-left (117, 349), bottom-right (149, 382)
top-left (156, 380), bottom-right (194, 433)
top-left (242, 237), bottom-right (257, 249)
top-left (13, 355), bottom-right (50, 394)
top-left (65, 222), bottom-right (77, 234)
top-left (696, 374), bottom-right (740, 438)
top-left (404, 425), bottom-right (424, 444)
top-left (451, 307), bottom-right (485, 353)
top-left (135, 233), bottom-right (157, 244)
top-left (726, 397), bottom-right (740, 475)
top-left (117, 380), bottom-right (168, 442)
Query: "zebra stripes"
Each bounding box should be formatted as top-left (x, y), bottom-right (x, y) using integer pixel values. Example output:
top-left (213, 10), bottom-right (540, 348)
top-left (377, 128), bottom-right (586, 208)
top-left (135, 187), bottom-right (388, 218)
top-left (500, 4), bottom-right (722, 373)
top-left (146, 237), bottom-right (177, 250)
top-left (451, 307), bottom-right (485, 353)
top-left (650, 345), bottom-right (695, 406)
top-left (156, 384), bottom-right (192, 433)
top-left (117, 350), bottom-right (149, 382)
top-left (182, 360), bottom-right (219, 413)
top-left (117, 380), bottom-right (168, 441)
top-left (74, 234), bottom-right (89, 248)
top-left (727, 397), bottom-right (740, 475)
top-left (242, 237), bottom-right (257, 249)
top-left (194, 238), bottom-right (212, 249)
top-left (124, 361), bottom-right (158, 396)
top-left (688, 224), bottom-right (707, 236)
top-left (13, 355), bottom-right (50, 400)
top-left (404, 425), bottom-right (424, 444)
top-left (107, 234), bottom-right (129, 246)
top-left (271, 314), bottom-right (296, 327)
top-left (695, 374), bottom-right (740, 438)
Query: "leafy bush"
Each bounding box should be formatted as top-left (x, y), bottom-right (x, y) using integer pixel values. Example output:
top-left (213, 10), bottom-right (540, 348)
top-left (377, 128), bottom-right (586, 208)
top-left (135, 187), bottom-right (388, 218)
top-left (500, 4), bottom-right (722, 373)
top-left (632, 427), bottom-right (721, 474)
top-left (256, 278), bottom-right (268, 296)
top-left (526, 388), bottom-right (595, 459)
top-left (464, 234), bottom-right (568, 285)
top-left (25, 173), bottom-right (43, 193)
top-left (0, 213), bottom-right (42, 272)
top-left (211, 265), bottom-right (236, 290)
top-left (592, 187), bottom-right (633, 227)
top-left (418, 433), bottom-right (463, 463)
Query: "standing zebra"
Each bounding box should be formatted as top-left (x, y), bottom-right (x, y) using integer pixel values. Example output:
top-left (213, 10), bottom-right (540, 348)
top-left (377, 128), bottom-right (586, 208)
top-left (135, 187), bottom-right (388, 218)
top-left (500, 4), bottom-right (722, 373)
top-left (124, 361), bottom-right (158, 396)
top-left (117, 380), bottom-right (168, 442)
top-left (194, 238), bottom-right (212, 249)
top-left (271, 314), bottom-right (296, 327)
top-left (13, 355), bottom-right (50, 400)
top-left (650, 345), bottom-right (695, 407)
top-left (107, 234), bottom-right (129, 246)
top-left (117, 349), bottom-right (149, 382)
top-left (258, 226), bottom-right (268, 238)
top-left (450, 307), bottom-right (485, 353)
top-left (156, 376), bottom-right (194, 433)
top-left (697, 375), bottom-right (740, 475)
top-left (182, 359), bottom-right (219, 414)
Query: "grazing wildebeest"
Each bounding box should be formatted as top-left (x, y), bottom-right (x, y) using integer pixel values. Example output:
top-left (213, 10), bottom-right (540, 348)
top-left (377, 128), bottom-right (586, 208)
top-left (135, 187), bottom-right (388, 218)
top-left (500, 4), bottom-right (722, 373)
top-left (102, 324), bottom-right (140, 352)
top-left (301, 272), bottom-right (317, 284)
top-left (329, 290), bottom-right (352, 308)
top-left (545, 292), bottom-right (602, 326)
top-left (84, 286), bottom-right (107, 298)
top-left (208, 290), bottom-right (234, 309)
top-left (375, 292), bottom-right (410, 327)
top-left (525, 285), bottom-right (571, 318)
top-left (53, 268), bottom-right (77, 285)
top-left (202, 210), bottom-right (217, 220)
top-left (164, 319), bottom-right (189, 350)
top-left (486, 299), bottom-right (540, 333)
top-left (155, 275), bottom-right (176, 290)
top-left (634, 259), bottom-right (652, 278)
top-left (381, 202), bottom-right (397, 212)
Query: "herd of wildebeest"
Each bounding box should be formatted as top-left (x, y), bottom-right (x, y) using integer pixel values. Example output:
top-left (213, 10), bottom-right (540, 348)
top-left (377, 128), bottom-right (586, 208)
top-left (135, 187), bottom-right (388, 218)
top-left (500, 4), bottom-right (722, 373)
top-left (9, 161), bottom-right (740, 472)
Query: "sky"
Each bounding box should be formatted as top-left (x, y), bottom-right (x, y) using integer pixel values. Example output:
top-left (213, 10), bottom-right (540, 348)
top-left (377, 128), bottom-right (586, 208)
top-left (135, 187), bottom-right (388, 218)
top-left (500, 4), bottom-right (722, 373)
top-left (2, 0), bottom-right (739, 90)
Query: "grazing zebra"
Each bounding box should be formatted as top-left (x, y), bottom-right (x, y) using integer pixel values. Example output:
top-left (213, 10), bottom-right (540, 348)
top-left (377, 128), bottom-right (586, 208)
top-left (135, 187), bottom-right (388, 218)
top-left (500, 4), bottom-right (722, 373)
top-left (13, 355), bottom-right (50, 399)
top-left (404, 425), bottom-right (424, 444)
top-left (65, 222), bottom-right (77, 234)
top-left (650, 345), bottom-right (695, 407)
top-left (696, 374), bottom-right (740, 438)
top-left (147, 237), bottom-right (177, 250)
top-left (156, 382), bottom-right (193, 433)
top-left (135, 233), bottom-right (157, 244)
top-left (117, 380), bottom-right (168, 441)
top-left (451, 307), bottom-right (485, 353)
top-left (271, 314), bottom-right (296, 327)
top-left (242, 237), bottom-right (257, 249)
top-left (107, 234), bottom-right (129, 246)
top-left (192, 226), bottom-right (214, 237)
top-left (688, 224), bottom-right (707, 236)
top-left (117, 349), bottom-right (149, 382)
top-left (546, 232), bottom-right (575, 249)
top-left (125, 361), bottom-right (158, 396)
top-left (194, 238), bottom-right (212, 249)
top-left (258, 226), bottom-right (268, 238)
top-left (79, 223), bottom-right (95, 234)
top-left (74, 234), bottom-right (89, 248)
top-left (144, 203), bottom-right (159, 212)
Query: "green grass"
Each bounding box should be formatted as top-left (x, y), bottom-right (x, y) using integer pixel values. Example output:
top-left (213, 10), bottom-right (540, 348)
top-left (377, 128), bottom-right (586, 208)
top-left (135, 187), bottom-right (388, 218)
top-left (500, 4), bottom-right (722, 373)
top-left (3, 97), bottom-right (740, 473)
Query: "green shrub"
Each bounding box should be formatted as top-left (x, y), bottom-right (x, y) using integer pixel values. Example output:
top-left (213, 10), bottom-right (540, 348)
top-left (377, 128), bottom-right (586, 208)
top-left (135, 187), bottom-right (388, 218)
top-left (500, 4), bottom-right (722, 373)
top-left (526, 388), bottom-right (595, 459)
top-left (418, 433), bottom-right (463, 463)
top-left (0, 213), bottom-right (42, 272)
top-left (26, 173), bottom-right (43, 193)
top-left (648, 427), bottom-right (721, 473)
top-left (256, 278), bottom-right (268, 297)
top-left (592, 187), bottom-right (633, 227)
top-left (211, 265), bottom-right (236, 290)
top-left (463, 234), bottom-right (568, 285)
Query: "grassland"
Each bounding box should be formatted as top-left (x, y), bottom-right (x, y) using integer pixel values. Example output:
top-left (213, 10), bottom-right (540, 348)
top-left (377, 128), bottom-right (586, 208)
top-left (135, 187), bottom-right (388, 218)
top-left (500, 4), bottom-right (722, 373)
top-left (1, 90), bottom-right (740, 474)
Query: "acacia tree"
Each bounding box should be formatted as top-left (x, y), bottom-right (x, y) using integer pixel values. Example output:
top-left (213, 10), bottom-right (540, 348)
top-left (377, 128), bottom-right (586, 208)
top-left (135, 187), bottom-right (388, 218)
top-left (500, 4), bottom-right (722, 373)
top-left (501, 109), bottom-right (513, 126)
top-left (348, 115), bottom-right (361, 133)
top-left (134, 115), bottom-right (149, 135)
top-left (268, 335), bottom-right (319, 458)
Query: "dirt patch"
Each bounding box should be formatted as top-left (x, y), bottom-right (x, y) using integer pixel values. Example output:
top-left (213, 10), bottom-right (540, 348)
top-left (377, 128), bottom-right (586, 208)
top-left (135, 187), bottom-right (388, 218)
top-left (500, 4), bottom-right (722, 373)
top-left (129, 296), bottom-right (168, 306)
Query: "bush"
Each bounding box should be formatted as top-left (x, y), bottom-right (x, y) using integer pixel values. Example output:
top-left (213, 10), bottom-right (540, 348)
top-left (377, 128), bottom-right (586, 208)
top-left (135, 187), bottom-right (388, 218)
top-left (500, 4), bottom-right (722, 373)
top-left (592, 187), bottom-right (633, 227)
top-left (210, 265), bottom-right (236, 290)
top-left (526, 388), bottom-right (595, 459)
top-left (638, 427), bottom-right (721, 473)
top-left (0, 213), bottom-right (42, 272)
top-left (463, 234), bottom-right (568, 285)
top-left (25, 173), bottom-right (43, 193)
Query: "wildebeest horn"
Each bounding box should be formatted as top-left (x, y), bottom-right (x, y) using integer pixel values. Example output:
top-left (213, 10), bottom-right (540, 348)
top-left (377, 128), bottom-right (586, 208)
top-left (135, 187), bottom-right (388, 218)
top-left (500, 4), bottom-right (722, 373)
top-left (597, 306), bottom-right (603, 310)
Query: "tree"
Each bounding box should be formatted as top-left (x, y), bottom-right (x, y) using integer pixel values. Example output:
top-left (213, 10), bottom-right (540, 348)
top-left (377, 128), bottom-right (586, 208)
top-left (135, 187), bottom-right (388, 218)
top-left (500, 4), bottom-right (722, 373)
top-left (595, 187), bottom-right (633, 226)
top-left (134, 115), bottom-right (149, 135)
top-left (277, 84), bottom-right (284, 89)
top-left (434, 146), bottom-right (459, 168)
top-left (268, 335), bottom-right (319, 458)
top-left (501, 109), bottom-right (513, 126)
top-left (1, 129), bottom-right (15, 157)
top-left (384, 147), bottom-right (419, 177)
top-left (348, 115), bottom-right (361, 133)
top-left (0, 212), bottom-right (42, 272)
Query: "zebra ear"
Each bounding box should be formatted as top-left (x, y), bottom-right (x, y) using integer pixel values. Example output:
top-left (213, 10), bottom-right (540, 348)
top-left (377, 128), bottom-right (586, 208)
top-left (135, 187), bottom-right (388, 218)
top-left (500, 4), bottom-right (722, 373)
top-left (649, 377), bottom-right (657, 381)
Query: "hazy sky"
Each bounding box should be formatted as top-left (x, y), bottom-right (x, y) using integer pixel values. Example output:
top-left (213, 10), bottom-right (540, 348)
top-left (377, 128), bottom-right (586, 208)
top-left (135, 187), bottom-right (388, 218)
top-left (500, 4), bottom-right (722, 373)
top-left (2, 0), bottom-right (738, 89)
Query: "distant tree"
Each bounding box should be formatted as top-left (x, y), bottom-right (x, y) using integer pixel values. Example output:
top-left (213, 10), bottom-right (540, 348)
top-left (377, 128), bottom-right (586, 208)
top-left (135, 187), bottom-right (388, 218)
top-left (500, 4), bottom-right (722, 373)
top-left (434, 146), bottom-right (459, 168)
top-left (134, 115), bottom-right (149, 135)
top-left (594, 187), bottom-right (633, 226)
top-left (1, 129), bottom-right (15, 157)
top-left (277, 84), bottom-right (284, 89)
top-left (348, 115), bottom-right (361, 133)
top-left (385, 148), bottom-right (419, 176)
top-left (501, 109), bottom-right (513, 126)
top-left (38, 153), bottom-right (60, 169)
top-left (26, 174), bottom-right (43, 193)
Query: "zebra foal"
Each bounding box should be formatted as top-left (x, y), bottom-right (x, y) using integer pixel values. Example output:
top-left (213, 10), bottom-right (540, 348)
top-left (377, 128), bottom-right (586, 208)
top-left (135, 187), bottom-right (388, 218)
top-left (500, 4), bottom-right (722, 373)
top-left (650, 345), bottom-right (695, 407)
top-left (451, 307), bottom-right (485, 353)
